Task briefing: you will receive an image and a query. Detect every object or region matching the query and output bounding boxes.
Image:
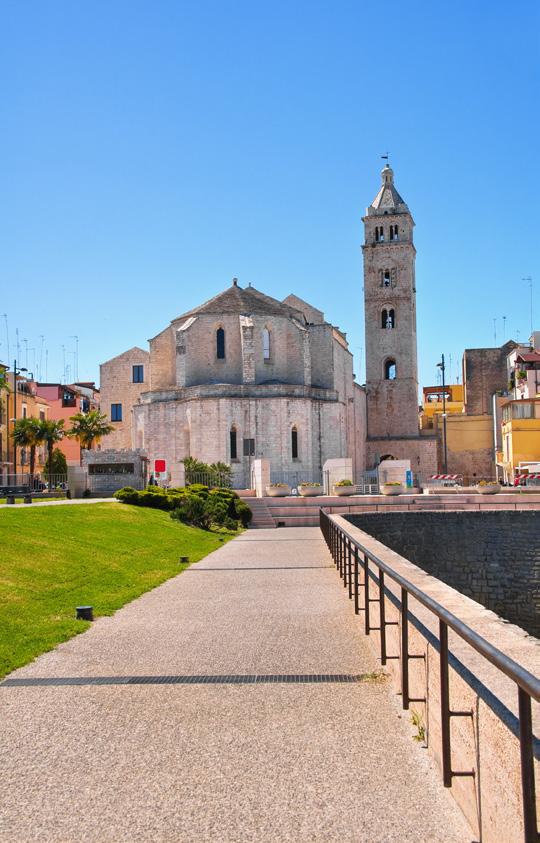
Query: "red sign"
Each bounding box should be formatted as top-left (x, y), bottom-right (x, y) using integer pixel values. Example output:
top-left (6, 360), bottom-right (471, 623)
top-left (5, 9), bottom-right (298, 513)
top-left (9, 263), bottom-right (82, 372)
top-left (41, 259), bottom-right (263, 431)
top-left (154, 459), bottom-right (166, 473)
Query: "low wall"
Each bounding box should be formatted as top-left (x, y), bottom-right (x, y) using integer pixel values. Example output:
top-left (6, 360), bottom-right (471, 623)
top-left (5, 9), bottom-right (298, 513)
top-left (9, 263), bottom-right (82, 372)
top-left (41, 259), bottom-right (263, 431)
top-left (346, 511), bottom-right (540, 637)
top-left (330, 514), bottom-right (540, 843)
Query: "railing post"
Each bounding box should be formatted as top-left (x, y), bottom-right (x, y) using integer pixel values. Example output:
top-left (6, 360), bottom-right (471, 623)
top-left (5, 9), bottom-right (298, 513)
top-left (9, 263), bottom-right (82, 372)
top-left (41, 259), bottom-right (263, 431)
top-left (344, 538), bottom-right (349, 590)
top-left (379, 570), bottom-right (387, 665)
top-left (354, 547), bottom-right (359, 614)
top-left (440, 620), bottom-right (452, 787)
top-left (348, 541), bottom-right (353, 599)
top-left (518, 686), bottom-right (538, 843)
top-left (364, 554), bottom-right (370, 634)
top-left (401, 588), bottom-right (409, 710)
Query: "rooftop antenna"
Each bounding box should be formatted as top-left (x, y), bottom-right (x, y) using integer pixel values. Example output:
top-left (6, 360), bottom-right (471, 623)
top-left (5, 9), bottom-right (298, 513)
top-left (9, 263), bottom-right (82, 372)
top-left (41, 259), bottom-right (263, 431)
top-left (61, 344), bottom-right (66, 383)
top-left (69, 335), bottom-right (79, 381)
top-left (493, 318), bottom-right (497, 345)
top-left (39, 335), bottom-right (45, 381)
top-left (23, 337), bottom-right (28, 369)
top-left (45, 349), bottom-right (48, 381)
top-left (1, 314), bottom-right (9, 363)
top-left (522, 276), bottom-right (533, 336)
top-left (502, 315), bottom-right (507, 342)
top-left (16, 327), bottom-right (20, 360)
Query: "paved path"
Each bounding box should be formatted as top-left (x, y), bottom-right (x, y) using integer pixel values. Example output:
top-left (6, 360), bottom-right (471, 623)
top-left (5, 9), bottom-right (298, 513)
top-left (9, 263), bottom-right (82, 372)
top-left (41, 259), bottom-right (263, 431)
top-left (0, 528), bottom-right (472, 843)
top-left (0, 497), bottom-right (117, 509)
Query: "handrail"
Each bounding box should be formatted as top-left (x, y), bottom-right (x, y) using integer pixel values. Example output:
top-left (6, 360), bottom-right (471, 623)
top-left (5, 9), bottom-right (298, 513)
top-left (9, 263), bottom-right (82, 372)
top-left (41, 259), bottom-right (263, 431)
top-left (328, 513), bottom-right (540, 701)
top-left (319, 509), bottom-right (539, 843)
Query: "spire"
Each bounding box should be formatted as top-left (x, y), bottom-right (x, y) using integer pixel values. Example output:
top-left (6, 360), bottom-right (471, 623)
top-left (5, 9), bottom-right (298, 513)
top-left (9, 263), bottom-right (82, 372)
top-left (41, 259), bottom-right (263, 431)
top-left (367, 165), bottom-right (409, 215)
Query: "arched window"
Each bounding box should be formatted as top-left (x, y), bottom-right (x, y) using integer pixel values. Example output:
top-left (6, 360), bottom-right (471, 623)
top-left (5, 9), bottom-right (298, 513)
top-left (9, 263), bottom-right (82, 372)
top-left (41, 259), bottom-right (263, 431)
top-left (291, 426), bottom-right (299, 459)
top-left (263, 327), bottom-right (271, 360)
top-left (379, 226), bottom-right (384, 242)
top-left (387, 309), bottom-right (395, 328)
top-left (381, 309), bottom-right (388, 328)
top-left (389, 224), bottom-right (399, 241)
top-left (216, 327), bottom-right (225, 359)
top-left (383, 270), bottom-right (391, 287)
top-left (384, 359), bottom-right (397, 380)
top-left (230, 426), bottom-right (238, 460)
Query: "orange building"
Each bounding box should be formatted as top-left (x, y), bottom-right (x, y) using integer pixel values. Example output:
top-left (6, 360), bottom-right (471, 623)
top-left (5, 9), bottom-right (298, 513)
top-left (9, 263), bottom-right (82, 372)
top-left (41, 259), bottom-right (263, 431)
top-left (35, 383), bottom-right (99, 465)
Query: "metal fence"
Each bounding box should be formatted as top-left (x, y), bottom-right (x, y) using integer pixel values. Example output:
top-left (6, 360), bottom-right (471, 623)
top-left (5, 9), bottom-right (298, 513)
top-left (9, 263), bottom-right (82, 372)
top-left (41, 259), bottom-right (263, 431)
top-left (0, 473), bottom-right (68, 494)
top-left (87, 473), bottom-right (146, 494)
top-left (184, 471), bottom-right (233, 489)
top-left (319, 509), bottom-right (539, 843)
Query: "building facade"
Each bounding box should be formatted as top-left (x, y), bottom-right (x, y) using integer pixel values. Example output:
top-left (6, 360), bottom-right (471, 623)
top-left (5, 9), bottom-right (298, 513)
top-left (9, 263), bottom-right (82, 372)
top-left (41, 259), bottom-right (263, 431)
top-left (100, 283), bottom-right (366, 488)
top-left (362, 165), bottom-right (436, 477)
top-left (35, 382), bottom-right (100, 465)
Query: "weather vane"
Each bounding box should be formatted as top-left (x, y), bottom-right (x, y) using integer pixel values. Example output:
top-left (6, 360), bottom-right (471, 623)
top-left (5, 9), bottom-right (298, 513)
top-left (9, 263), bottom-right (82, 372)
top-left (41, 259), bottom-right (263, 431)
top-left (381, 151), bottom-right (390, 165)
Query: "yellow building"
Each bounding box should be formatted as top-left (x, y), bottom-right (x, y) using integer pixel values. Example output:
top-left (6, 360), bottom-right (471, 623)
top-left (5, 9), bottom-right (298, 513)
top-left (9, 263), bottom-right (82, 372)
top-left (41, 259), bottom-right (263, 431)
top-left (500, 398), bottom-right (540, 483)
top-left (420, 384), bottom-right (464, 430)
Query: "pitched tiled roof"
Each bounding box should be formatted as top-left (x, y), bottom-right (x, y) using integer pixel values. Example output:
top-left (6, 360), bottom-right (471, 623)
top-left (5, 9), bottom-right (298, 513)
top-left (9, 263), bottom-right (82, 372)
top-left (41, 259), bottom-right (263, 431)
top-left (173, 283), bottom-right (306, 322)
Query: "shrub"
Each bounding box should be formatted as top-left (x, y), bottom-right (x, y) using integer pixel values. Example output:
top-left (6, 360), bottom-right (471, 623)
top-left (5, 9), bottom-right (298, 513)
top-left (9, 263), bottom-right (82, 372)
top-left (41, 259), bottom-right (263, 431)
top-left (234, 499), bottom-right (252, 526)
top-left (114, 487), bottom-right (140, 505)
top-left (138, 490), bottom-right (173, 510)
top-left (335, 479), bottom-right (353, 487)
top-left (170, 493), bottom-right (210, 528)
top-left (185, 483), bottom-right (210, 499)
top-left (205, 496), bottom-right (230, 527)
top-left (223, 516), bottom-right (238, 531)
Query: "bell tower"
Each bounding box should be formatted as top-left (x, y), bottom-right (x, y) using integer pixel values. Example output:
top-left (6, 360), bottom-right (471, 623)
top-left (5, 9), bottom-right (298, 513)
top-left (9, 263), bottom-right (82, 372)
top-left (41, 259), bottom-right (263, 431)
top-left (362, 165), bottom-right (420, 445)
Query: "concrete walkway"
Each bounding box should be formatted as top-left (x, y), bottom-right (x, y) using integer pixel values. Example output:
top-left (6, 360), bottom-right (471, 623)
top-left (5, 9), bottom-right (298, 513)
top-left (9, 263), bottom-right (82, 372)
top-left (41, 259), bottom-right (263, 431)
top-left (0, 497), bottom-right (117, 509)
top-left (0, 528), bottom-right (472, 843)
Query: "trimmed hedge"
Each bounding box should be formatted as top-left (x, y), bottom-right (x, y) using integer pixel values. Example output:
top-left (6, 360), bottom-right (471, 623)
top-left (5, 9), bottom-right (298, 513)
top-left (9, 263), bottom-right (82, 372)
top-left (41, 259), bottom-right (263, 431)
top-left (114, 484), bottom-right (251, 530)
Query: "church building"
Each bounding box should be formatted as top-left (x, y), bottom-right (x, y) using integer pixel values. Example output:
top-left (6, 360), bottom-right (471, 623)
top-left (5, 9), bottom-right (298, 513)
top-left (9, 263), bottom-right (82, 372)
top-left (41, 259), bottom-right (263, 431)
top-left (100, 283), bottom-right (366, 488)
top-left (98, 164), bottom-right (435, 488)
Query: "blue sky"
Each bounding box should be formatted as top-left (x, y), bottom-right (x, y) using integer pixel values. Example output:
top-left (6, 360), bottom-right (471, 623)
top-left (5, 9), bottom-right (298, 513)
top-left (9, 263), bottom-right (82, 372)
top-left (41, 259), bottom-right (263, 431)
top-left (1, 0), bottom-right (538, 390)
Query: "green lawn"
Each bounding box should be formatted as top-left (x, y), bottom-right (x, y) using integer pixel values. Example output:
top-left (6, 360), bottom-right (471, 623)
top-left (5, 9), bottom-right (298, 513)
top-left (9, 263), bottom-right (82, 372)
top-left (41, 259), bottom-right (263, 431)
top-left (0, 503), bottom-right (235, 678)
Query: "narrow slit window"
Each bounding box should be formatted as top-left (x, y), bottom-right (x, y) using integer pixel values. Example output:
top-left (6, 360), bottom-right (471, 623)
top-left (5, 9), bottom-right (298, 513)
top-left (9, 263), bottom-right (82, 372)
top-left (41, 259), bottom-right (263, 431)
top-left (381, 309), bottom-right (388, 328)
top-left (263, 328), bottom-right (271, 360)
top-left (230, 427), bottom-right (237, 460)
top-left (384, 360), bottom-right (397, 380)
top-left (291, 426), bottom-right (299, 459)
top-left (216, 328), bottom-right (225, 359)
top-left (383, 270), bottom-right (391, 287)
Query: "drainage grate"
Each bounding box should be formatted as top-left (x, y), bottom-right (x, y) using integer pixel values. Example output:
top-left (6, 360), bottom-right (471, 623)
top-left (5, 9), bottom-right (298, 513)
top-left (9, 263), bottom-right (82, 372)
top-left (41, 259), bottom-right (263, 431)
top-left (1, 673), bottom-right (365, 688)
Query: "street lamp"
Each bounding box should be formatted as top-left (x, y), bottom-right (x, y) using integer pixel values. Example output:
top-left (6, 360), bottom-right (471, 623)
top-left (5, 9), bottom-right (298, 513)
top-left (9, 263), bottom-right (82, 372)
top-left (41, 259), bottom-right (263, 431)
top-left (9, 360), bottom-right (28, 480)
top-left (436, 355), bottom-right (448, 474)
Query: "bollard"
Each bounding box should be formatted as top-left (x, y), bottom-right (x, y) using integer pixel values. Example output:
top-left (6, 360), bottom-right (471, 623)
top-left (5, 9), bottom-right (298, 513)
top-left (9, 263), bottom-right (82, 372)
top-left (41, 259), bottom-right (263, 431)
top-left (76, 605), bottom-right (94, 621)
top-left (24, 495), bottom-right (32, 504)
top-left (6, 495), bottom-right (15, 505)
top-left (179, 556), bottom-right (189, 564)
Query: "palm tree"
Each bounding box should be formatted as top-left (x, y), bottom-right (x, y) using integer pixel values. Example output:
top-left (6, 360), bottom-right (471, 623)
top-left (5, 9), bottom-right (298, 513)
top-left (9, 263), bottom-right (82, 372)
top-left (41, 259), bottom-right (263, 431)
top-left (11, 417), bottom-right (42, 479)
top-left (67, 410), bottom-right (114, 460)
top-left (37, 419), bottom-right (65, 488)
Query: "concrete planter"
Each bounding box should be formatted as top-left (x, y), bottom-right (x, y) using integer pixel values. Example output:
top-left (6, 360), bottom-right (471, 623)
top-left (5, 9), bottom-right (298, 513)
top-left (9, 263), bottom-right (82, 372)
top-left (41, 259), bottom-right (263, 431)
top-left (298, 486), bottom-right (323, 497)
top-left (381, 485), bottom-right (402, 496)
top-left (476, 484), bottom-right (501, 495)
top-left (332, 485), bottom-right (355, 496)
top-left (265, 485), bottom-right (291, 497)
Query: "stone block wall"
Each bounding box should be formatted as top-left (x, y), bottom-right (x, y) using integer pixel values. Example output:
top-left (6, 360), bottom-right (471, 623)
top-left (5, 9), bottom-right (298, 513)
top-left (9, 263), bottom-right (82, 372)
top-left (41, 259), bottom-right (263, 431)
top-left (347, 510), bottom-right (540, 636)
top-left (99, 347), bottom-right (150, 450)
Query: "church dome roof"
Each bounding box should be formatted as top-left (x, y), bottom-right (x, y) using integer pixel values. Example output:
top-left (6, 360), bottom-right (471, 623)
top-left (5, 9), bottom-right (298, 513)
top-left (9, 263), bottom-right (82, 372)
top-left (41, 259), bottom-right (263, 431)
top-left (173, 280), bottom-right (306, 322)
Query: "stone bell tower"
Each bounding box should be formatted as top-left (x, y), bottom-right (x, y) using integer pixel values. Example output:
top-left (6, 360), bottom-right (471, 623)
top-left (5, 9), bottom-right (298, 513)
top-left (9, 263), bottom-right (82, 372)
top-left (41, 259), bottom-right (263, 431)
top-left (362, 164), bottom-right (423, 464)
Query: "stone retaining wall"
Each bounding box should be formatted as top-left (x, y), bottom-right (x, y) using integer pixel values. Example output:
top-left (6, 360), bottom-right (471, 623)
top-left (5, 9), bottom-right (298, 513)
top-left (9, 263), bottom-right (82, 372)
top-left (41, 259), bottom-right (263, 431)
top-left (347, 510), bottom-right (540, 637)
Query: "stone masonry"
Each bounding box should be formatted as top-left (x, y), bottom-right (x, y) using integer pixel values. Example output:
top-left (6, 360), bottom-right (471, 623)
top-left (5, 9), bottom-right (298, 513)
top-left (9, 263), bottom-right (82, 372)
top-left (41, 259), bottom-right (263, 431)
top-left (348, 510), bottom-right (540, 636)
top-left (100, 347), bottom-right (150, 450)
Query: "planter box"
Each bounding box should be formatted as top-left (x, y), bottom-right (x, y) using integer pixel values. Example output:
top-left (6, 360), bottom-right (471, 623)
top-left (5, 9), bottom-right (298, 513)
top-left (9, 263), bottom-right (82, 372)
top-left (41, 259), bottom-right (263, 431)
top-left (332, 485), bottom-right (355, 496)
top-left (266, 485), bottom-right (291, 497)
top-left (476, 484), bottom-right (501, 495)
top-left (381, 486), bottom-right (402, 496)
top-left (298, 486), bottom-right (323, 497)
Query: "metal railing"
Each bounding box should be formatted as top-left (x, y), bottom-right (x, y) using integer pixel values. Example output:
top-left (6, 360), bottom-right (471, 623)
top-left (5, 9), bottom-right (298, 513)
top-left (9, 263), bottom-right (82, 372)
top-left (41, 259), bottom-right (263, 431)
top-left (185, 471), bottom-right (233, 489)
top-left (0, 473), bottom-right (68, 494)
top-left (319, 509), bottom-right (540, 843)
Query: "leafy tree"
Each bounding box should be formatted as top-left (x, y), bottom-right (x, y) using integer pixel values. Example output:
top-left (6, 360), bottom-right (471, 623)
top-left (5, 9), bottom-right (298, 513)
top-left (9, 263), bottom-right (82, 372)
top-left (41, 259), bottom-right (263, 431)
top-left (37, 419), bottom-right (65, 487)
top-left (43, 447), bottom-right (68, 477)
top-left (67, 410), bottom-right (114, 459)
top-left (10, 417), bottom-right (42, 477)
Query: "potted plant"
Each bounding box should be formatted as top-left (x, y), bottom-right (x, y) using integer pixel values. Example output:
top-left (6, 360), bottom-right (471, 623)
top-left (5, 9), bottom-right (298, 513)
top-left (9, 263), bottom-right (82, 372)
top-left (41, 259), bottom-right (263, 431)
top-left (476, 480), bottom-right (501, 495)
top-left (381, 481), bottom-right (402, 496)
top-left (332, 479), bottom-right (355, 496)
top-left (265, 483), bottom-right (291, 497)
top-left (298, 482), bottom-right (323, 497)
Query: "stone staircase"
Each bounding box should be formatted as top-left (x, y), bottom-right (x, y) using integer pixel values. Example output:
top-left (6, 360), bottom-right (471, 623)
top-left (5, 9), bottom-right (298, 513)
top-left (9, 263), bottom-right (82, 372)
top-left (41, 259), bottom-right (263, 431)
top-left (244, 497), bottom-right (276, 529)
